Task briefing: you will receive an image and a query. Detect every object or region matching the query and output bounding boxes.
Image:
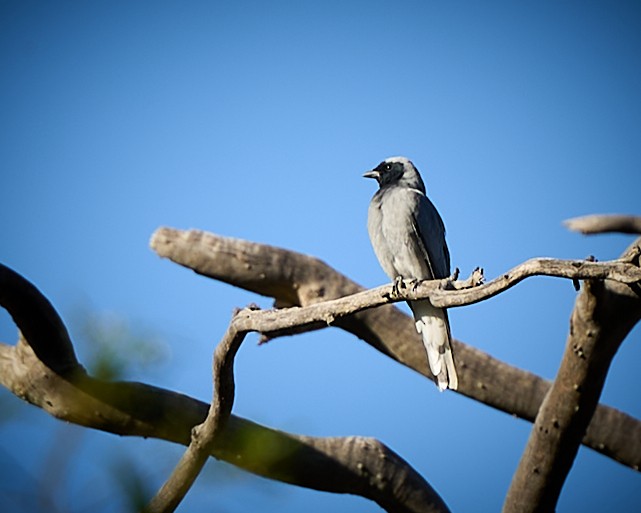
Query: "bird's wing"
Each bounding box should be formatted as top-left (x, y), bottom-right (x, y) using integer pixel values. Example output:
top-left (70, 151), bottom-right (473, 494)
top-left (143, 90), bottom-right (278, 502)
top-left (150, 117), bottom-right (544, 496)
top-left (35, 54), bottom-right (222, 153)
top-left (409, 190), bottom-right (451, 280)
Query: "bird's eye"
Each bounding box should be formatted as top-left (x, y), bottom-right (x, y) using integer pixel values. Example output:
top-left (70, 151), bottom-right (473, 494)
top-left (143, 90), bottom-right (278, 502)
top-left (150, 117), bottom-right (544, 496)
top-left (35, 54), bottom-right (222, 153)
top-left (385, 164), bottom-right (392, 171)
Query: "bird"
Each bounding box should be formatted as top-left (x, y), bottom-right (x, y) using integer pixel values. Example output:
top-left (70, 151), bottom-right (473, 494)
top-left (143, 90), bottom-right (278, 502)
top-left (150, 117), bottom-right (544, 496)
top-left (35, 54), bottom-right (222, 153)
top-left (364, 156), bottom-right (457, 391)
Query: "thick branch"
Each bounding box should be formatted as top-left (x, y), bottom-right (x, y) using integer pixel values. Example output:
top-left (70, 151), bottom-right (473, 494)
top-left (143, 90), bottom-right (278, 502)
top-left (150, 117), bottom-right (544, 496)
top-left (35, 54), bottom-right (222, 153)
top-left (150, 228), bottom-right (641, 471)
top-left (0, 264), bottom-right (450, 513)
top-left (503, 239), bottom-right (641, 512)
top-left (565, 214), bottom-right (641, 235)
top-left (0, 337), bottom-right (449, 513)
top-left (0, 263), bottom-right (78, 373)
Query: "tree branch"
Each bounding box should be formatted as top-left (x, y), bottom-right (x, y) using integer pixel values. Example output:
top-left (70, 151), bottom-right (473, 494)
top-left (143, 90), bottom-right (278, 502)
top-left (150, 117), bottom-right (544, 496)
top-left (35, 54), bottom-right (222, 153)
top-left (0, 264), bottom-right (450, 513)
top-left (150, 228), bottom-right (641, 472)
top-left (422, 257), bottom-right (641, 308)
top-left (2, 227), bottom-right (640, 511)
top-left (503, 239), bottom-right (641, 512)
top-left (564, 214), bottom-right (641, 235)
top-left (0, 263), bottom-right (78, 373)
top-left (144, 319), bottom-right (246, 512)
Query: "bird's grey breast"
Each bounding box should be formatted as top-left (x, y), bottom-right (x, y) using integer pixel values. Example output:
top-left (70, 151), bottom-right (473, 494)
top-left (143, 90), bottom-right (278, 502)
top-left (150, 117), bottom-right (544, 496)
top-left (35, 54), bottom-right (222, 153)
top-left (368, 185), bottom-right (433, 281)
top-left (367, 188), bottom-right (397, 279)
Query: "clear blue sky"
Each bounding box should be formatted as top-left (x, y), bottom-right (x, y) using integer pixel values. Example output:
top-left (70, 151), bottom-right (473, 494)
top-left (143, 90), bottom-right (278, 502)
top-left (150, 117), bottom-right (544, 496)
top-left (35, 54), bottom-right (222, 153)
top-left (1, 1), bottom-right (640, 512)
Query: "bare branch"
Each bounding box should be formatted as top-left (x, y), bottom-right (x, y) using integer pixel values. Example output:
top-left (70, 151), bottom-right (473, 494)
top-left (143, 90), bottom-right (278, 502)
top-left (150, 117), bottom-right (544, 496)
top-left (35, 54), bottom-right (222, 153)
top-left (425, 257), bottom-right (641, 308)
top-left (146, 296), bottom-right (459, 512)
top-left (2, 227), bottom-right (640, 511)
top-left (0, 263), bottom-right (78, 373)
top-left (0, 336), bottom-right (450, 513)
top-left (0, 264), bottom-right (451, 513)
top-left (150, 228), bottom-right (641, 471)
top-left (144, 322), bottom-right (245, 513)
top-left (151, 256), bottom-right (637, 343)
top-left (564, 214), bottom-right (641, 235)
top-left (504, 238), bottom-right (641, 512)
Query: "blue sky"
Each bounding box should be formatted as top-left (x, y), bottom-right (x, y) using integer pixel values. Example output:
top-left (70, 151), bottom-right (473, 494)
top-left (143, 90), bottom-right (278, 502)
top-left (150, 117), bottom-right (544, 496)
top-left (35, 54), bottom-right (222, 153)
top-left (1, 1), bottom-right (640, 512)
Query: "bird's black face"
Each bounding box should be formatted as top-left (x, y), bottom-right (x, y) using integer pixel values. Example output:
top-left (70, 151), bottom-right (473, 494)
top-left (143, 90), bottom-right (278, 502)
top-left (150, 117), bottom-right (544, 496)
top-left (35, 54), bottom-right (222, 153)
top-left (363, 160), bottom-right (406, 186)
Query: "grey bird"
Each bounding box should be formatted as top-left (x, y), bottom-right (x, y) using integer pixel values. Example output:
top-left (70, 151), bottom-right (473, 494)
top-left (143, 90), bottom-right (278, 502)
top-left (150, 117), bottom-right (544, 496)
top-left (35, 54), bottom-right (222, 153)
top-left (364, 156), bottom-right (457, 391)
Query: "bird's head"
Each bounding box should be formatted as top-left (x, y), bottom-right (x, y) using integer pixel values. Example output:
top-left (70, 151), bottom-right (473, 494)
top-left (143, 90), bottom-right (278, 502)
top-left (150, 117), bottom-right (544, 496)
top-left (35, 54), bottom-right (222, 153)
top-left (363, 156), bottom-right (426, 192)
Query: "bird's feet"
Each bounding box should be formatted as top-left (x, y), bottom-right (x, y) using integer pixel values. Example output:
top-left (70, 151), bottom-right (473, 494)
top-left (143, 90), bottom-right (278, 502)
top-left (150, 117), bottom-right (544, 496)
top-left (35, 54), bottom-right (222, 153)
top-left (391, 275), bottom-right (405, 297)
top-left (391, 275), bottom-right (421, 297)
top-left (441, 268), bottom-right (460, 290)
top-left (468, 266), bottom-right (485, 287)
top-left (445, 267), bottom-right (485, 290)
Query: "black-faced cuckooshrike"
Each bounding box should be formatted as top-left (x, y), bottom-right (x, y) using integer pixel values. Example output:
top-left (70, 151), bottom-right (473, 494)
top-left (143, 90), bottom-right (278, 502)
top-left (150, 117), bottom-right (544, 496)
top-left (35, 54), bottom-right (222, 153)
top-left (364, 156), bottom-right (457, 391)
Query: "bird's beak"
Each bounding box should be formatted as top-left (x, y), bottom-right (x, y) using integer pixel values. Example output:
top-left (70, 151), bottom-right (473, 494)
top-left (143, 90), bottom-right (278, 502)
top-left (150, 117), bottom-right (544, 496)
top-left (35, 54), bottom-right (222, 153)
top-left (363, 170), bottom-right (379, 179)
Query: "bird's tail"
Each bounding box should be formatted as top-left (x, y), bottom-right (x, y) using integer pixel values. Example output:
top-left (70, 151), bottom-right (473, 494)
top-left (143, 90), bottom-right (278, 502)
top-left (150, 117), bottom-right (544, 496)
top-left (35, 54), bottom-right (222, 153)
top-left (411, 300), bottom-right (458, 391)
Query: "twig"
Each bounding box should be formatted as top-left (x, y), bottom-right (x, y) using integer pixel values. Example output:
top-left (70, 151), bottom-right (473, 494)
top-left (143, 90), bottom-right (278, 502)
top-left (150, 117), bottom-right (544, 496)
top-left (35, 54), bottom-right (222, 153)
top-left (564, 214), bottom-right (641, 235)
top-left (144, 323), bottom-right (245, 513)
top-left (425, 257), bottom-right (641, 308)
top-left (222, 257), bottom-right (641, 338)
